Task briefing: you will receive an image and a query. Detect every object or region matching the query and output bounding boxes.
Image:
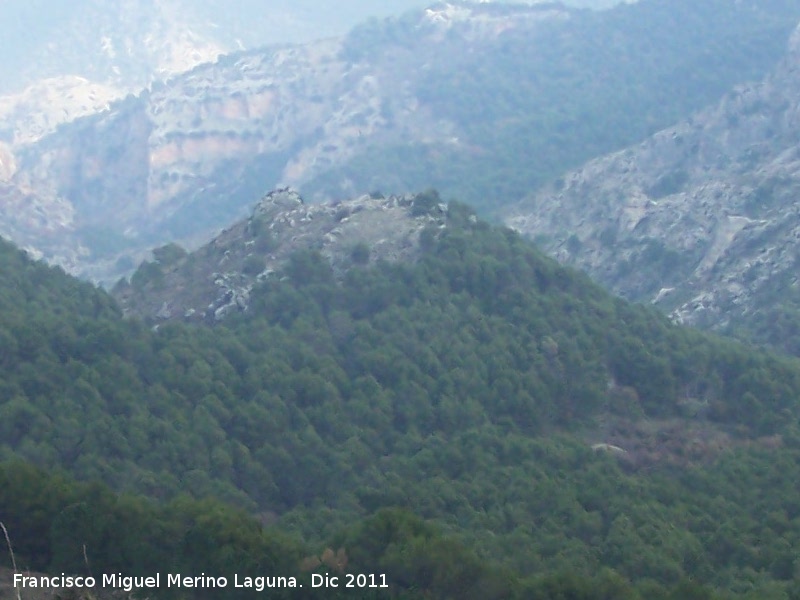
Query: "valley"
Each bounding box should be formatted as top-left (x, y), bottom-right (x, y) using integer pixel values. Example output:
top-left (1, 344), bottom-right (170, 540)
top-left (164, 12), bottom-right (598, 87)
top-left (2, 0), bottom-right (799, 288)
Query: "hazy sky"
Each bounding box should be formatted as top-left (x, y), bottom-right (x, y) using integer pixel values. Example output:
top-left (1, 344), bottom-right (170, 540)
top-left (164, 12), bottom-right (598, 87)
top-left (0, 0), bottom-right (627, 94)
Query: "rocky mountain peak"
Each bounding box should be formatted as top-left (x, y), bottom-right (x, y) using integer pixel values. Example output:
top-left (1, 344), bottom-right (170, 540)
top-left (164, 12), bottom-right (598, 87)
top-left (113, 188), bottom-right (449, 323)
top-left (252, 187), bottom-right (304, 220)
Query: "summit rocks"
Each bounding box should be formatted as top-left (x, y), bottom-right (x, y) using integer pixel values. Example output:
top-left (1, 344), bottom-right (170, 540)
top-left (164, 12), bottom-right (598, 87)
top-left (113, 189), bottom-right (447, 323)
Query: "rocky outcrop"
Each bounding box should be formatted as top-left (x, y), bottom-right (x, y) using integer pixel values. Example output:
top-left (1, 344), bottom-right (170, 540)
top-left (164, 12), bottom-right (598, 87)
top-left (113, 188), bottom-right (448, 323)
top-left (505, 21), bottom-right (800, 341)
top-left (252, 187), bottom-right (305, 220)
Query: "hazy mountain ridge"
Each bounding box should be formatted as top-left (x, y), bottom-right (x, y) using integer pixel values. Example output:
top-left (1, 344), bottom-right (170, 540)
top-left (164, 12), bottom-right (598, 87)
top-left (0, 0), bottom-right (228, 148)
top-left (1, 0), bottom-right (224, 96)
top-left (0, 0), bottom-right (453, 151)
top-left (0, 0), bottom-right (441, 96)
top-left (6, 0), bottom-right (800, 287)
top-left (4, 1), bottom-right (577, 283)
top-left (504, 22), bottom-right (800, 352)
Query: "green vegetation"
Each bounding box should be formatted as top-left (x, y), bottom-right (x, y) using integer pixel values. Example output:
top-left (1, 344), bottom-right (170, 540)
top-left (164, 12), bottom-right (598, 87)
top-left (3, 205), bottom-right (800, 596)
top-left (350, 242), bottom-right (371, 265)
top-left (409, 189), bottom-right (442, 217)
top-left (152, 243), bottom-right (188, 267)
top-left (242, 254), bottom-right (267, 276)
top-left (727, 278), bottom-right (800, 357)
top-left (7, 451), bottom-right (800, 599)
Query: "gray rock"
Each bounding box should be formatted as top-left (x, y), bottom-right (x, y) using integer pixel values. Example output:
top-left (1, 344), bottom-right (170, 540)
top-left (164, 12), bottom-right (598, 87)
top-left (114, 189), bottom-right (448, 323)
top-left (156, 302), bottom-right (172, 320)
top-left (505, 23), bottom-right (800, 343)
top-left (253, 188), bottom-right (305, 221)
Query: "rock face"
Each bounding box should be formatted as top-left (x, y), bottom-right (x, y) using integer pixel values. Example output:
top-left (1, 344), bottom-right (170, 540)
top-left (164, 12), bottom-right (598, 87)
top-left (113, 188), bottom-right (448, 323)
top-left (0, 1), bottom-right (444, 184)
top-left (504, 23), bottom-right (800, 344)
top-left (2, 2), bottom-right (573, 283)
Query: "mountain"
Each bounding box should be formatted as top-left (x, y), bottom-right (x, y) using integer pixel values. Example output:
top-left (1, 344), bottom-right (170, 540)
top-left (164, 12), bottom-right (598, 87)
top-left (0, 0), bottom-right (224, 148)
top-left (4, 0), bottom-right (800, 284)
top-left (0, 0), bottom-right (435, 147)
top-left (0, 0), bottom-right (634, 96)
top-left (0, 0), bottom-right (456, 95)
top-left (112, 188), bottom-right (450, 323)
top-left (504, 21), bottom-right (800, 355)
top-left (0, 0), bottom-right (622, 146)
top-left (4, 201), bottom-right (800, 595)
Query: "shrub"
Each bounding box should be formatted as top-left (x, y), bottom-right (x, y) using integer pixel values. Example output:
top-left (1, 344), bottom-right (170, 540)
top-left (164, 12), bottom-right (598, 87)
top-left (243, 255), bottom-right (267, 276)
top-left (411, 189), bottom-right (442, 217)
top-left (351, 243), bottom-right (370, 265)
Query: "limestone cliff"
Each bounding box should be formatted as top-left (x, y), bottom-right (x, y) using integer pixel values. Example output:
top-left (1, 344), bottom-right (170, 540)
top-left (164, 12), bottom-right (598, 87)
top-left (5, 2), bottom-right (573, 284)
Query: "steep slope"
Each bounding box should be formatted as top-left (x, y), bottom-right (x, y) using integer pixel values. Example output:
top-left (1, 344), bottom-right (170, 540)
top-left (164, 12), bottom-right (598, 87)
top-left (6, 0), bottom-right (800, 284)
top-left (505, 22), bottom-right (800, 354)
top-left (0, 0), bottom-right (436, 147)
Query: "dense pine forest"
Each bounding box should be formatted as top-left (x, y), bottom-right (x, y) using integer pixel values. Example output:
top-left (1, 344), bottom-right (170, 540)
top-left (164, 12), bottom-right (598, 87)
top-left (2, 201), bottom-right (800, 598)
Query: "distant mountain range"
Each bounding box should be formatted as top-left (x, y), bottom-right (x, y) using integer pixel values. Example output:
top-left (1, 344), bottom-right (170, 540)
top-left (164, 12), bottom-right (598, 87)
top-left (505, 21), bottom-right (800, 354)
top-left (0, 0), bottom-right (631, 95)
top-left (0, 0), bottom-right (437, 147)
top-left (0, 0), bottom-right (437, 95)
top-left (10, 4), bottom-right (800, 595)
top-left (2, 0), bottom-right (798, 286)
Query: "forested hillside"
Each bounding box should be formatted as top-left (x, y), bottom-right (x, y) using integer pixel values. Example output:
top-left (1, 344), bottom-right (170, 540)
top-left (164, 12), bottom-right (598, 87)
top-left (3, 205), bottom-right (800, 597)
